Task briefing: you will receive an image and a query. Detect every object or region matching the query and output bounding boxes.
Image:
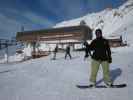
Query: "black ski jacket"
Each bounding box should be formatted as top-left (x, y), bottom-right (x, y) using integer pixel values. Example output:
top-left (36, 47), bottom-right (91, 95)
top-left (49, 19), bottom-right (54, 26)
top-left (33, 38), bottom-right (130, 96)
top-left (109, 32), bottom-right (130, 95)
top-left (89, 37), bottom-right (112, 62)
top-left (66, 46), bottom-right (70, 53)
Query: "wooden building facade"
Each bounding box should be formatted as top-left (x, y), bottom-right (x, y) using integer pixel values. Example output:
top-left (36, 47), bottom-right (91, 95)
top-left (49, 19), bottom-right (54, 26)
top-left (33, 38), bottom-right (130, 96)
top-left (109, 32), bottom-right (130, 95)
top-left (16, 25), bottom-right (92, 42)
top-left (16, 25), bottom-right (92, 58)
top-left (108, 36), bottom-right (127, 47)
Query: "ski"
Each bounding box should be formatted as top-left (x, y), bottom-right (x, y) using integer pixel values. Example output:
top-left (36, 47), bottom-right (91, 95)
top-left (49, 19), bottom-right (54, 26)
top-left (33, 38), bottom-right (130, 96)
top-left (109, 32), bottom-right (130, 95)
top-left (76, 83), bottom-right (127, 89)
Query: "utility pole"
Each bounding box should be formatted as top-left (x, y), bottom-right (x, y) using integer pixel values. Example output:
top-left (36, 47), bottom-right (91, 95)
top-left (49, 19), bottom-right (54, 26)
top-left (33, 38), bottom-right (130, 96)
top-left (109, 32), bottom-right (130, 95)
top-left (5, 42), bottom-right (9, 63)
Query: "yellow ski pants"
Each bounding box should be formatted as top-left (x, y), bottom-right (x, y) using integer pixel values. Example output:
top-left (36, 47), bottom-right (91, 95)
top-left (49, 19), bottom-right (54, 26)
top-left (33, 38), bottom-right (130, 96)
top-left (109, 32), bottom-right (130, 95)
top-left (90, 59), bottom-right (112, 84)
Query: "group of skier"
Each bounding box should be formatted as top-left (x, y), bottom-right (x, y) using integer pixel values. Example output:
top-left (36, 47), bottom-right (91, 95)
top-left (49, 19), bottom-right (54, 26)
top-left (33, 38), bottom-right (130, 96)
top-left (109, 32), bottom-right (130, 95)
top-left (53, 28), bottom-right (113, 87)
top-left (53, 44), bottom-right (72, 60)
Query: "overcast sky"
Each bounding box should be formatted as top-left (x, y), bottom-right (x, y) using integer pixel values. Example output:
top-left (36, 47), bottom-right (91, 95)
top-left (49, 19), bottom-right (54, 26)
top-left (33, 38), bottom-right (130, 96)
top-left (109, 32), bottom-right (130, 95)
top-left (0, 0), bottom-right (126, 39)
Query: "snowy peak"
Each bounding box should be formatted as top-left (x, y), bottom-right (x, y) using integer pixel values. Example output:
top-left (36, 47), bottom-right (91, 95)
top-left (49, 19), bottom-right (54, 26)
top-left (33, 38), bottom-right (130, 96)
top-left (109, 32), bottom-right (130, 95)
top-left (54, 0), bottom-right (133, 39)
top-left (119, 0), bottom-right (133, 13)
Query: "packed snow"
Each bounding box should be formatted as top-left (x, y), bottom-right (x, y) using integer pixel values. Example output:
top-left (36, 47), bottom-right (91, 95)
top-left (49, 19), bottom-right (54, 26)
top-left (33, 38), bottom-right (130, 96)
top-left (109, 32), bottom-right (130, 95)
top-left (0, 47), bottom-right (132, 100)
top-left (0, 0), bottom-right (133, 100)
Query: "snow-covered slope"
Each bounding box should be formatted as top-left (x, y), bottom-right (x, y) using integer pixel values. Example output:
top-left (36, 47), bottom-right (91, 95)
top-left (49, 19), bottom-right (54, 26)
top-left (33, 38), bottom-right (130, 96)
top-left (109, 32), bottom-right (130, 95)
top-left (55, 0), bottom-right (133, 43)
top-left (0, 47), bottom-right (132, 100)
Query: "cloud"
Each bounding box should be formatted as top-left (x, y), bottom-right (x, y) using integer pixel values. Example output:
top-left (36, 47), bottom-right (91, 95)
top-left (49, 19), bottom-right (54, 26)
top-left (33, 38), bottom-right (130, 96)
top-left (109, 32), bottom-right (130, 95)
top-left (0, 13), bottom-right (21, 38)
top-left (23, 11), bottom-right (55, 27)
top-left (37, 0), bottom-right (112, 20)
top-left (38, 0), bottom-right (87, 19)
top-left (0, 8), bottom-right (56, 39)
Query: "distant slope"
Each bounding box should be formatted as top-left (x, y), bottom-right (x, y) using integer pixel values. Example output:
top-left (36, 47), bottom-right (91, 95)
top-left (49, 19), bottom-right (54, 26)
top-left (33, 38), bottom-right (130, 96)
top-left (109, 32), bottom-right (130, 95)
top-left (54, 0), bottom-right (133, 43)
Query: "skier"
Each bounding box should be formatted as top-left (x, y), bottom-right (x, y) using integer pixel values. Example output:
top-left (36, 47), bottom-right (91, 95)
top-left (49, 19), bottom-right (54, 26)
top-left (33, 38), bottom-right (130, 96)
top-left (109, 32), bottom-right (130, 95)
top-left (65, 45), bottom-right (72, 59)
top-left (53, 44), bottom-right (58, 60)
top-left (89, 29), bottom-right (113, 87)
top-left (83, 41), bottom-right (91, 60)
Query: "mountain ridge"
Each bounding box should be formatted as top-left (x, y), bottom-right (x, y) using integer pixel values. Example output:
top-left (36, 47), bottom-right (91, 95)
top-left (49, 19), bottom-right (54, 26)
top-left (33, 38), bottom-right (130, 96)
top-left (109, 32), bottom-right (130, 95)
top-left (54, 0), bottom-right (133, 40)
